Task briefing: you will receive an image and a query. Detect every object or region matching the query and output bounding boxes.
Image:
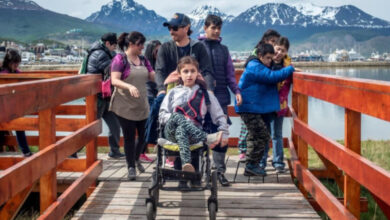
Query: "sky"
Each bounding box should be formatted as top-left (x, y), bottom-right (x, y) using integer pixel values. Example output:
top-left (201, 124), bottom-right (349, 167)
top-left (33, 0), bottom-right (390, 22)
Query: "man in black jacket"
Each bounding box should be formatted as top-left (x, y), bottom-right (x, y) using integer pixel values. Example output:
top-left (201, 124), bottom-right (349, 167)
top-left (155, 13), bottom-right (215, 94)
top-left (87, 32), bottom-right (124, 158)
top-left (154, 13), bottom-right (215, 189)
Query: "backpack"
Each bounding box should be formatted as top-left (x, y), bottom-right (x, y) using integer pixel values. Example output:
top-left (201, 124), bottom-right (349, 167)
top-left (78, 48), bottom-right (99, 74)
top-left (101, 54), bottom-right (148, 99)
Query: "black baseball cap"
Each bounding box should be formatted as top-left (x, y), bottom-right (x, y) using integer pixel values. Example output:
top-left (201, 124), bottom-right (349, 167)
top-left (101, 32), bottom-right (117, 44)
top-left (163, 13), bottom-right (191, 27)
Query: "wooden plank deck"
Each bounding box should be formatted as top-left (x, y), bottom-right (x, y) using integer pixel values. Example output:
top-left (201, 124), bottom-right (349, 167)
top-left (69, 154), bottom-right (320, 219)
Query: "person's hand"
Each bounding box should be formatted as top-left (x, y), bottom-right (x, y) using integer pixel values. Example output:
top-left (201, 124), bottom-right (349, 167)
top-left (157, 90), bottom-right (166, 97)
top-left (128, 85), bottom-right (140, 98)
top-left (236, 93), bottom-right (242, 106)
top-left (221, 138), bottom-right (229, 147)
top-left (294, 68), bottom-right (303, 72)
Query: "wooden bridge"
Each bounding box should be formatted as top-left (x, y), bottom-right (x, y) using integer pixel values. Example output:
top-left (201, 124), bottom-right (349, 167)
top-left (0, 69), bottom-right (390, 219)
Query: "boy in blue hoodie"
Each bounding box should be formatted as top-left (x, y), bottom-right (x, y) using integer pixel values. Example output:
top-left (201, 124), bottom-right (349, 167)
top-left (235, 43), bottom-right (294, 176)
top-left (198, 14), bottom-right (242, 186)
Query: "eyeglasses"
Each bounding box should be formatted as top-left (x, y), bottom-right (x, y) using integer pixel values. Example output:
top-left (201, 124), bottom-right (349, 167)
top-left (168, 26), bottom-right (182, 31)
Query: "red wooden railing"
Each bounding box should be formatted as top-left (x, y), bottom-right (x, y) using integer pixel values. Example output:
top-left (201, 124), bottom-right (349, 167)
top-left (0, 72), bottom-right (102, 219)
top-left (290, 72), bottom-right (390, 219)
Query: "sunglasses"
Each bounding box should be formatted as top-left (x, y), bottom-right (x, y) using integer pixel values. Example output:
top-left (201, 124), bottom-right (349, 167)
top-left (168, 26), bottom-right (183, 31)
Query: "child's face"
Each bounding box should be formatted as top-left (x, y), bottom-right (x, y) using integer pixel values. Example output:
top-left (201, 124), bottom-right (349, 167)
top-left (204, 24), bottom-right (221, 40)
top-left (180, 64), bottom-right (199, 87)
top-left (258, 53), bottom-right (274, 67)
top-left (273, 45), bottom-right (288, 63)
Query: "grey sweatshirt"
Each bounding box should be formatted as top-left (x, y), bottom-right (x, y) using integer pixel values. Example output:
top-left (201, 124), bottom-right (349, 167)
top-left (159, 84), bottom-right (229, 139)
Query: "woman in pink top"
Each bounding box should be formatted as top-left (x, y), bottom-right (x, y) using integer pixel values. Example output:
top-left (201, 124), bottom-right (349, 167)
top-left (109, 31), bottom-right (155, 181)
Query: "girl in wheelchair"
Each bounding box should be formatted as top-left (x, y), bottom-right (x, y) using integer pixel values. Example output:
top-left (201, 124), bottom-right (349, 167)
top-left (158, 56), bottom-right (229, 173)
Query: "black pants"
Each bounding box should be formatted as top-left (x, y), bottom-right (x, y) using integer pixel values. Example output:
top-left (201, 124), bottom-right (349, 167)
top-left (116, 115), bottom-right (146, 169)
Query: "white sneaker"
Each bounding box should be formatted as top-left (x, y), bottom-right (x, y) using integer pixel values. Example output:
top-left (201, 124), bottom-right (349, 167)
top-left (182, 163), bottom-right (195, 172)
top-left (206, 131), bottom-right (223, 149)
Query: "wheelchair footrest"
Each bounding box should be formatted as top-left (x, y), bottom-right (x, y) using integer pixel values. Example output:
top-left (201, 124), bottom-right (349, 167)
top-left (161, 168), bottom-right (201, 181)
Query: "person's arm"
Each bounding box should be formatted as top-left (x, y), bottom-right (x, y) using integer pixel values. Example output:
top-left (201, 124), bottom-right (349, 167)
top-left (197, 44), bottom-right (215, 91)
top-left (155, 44), bottom-right (168, 94)
top-left (144, 58), bottom-right (155, 81)
top-left (249, 63), bottom-right (295, 84)
top-left (110, 55), bottom-right (140, 98)
top-left (225, 52), bottom-right (242, 105)
top-left (158, 90), bottom-right (174, 125)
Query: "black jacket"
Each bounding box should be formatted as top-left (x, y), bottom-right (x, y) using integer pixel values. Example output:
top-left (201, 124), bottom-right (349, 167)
top-left (87, 41), bottom-right (115, 77)
top-left (155, 39), bottom-right (215, 92)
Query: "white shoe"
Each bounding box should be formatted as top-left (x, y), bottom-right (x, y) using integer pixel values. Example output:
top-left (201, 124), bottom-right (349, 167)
top-left (182, 163), bottom-right (195, 172)
top-left (206, 131), bottom-right (223, 149)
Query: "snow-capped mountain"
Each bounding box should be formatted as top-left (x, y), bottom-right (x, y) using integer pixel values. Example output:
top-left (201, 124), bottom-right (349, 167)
top-left (0, 0), bottom-right (44, 11)
top-left (86, 0), bottom-right (167, 35)
top-left (231, 3), bottom-right (390, 28)
top-left (188, 5), bottom-right (234, 34)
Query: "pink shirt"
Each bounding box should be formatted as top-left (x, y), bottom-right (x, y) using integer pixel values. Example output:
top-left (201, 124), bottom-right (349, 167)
top-left (111, 53), bottom-right (153, 79)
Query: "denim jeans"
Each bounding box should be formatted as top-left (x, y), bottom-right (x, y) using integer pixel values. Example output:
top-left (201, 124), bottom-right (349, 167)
top-left (16, 131), bottom-right (31, 154)
top-left (260, 114), bottom-right (285, 169)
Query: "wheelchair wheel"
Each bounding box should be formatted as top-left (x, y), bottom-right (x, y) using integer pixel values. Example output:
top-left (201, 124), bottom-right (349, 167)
top-left (146, 201), bottom-right (156, 220)
top-left (208, 202), bottom-right (217, 220)
top-left (151, 171), bottom-right (160, 204)
top-left (211, 171), bottom-right (218, 198)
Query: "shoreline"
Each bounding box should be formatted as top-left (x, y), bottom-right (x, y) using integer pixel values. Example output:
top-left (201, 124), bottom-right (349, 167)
top-left (234, 61), bottom-right (390, 69)
top-left (20, 61), bottom-right (390, 71)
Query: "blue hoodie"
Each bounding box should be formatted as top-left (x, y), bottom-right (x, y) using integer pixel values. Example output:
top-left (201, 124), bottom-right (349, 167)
top-left (234, 59), bottom-right (294, 114)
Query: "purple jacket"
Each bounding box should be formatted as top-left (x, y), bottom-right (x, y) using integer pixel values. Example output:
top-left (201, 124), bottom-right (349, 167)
top-left (198, 36), bottom-right (240, 107)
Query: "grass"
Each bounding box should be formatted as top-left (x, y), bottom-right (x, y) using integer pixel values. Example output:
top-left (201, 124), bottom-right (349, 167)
top-left (289, 140), bottom-right (390, 220)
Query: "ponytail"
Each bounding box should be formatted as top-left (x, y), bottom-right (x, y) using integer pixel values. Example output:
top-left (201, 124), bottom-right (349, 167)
top-left (117, 32), bottom-right (129, 52)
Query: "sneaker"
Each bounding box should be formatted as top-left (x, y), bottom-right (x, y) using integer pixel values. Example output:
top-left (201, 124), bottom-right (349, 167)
top-left (108, 151), bottom-right (125, 159)
top-left (128, 167), bottom-right (136, 180)
top-left (165, 158), bottom-right (174, 168)
top-left (190, 180), bottom-right (202, 187)
top-left (218, 173), bottom-right (230, 186)
top-left (23, 152), bottom-right (33, 157)
top-left (136, 161), bottom-right (145, 173)
top-left (275, 166), bottom-right (286, 174)
top-left (244, 163), bottom-right (267, 176)
top-left (182, 163), bottom-right (195, 172)
top-left (139, 153), bottom-right (154, 163)
top-left (239, 153), bottom-right (246, 161)
top-left (206, 131), bottom-right (223, 149)
top-left (178, 181), bottom-right (188, 190)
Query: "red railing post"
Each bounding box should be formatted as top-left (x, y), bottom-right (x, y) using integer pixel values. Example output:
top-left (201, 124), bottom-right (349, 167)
top-left (39, 108), bottom-right (57, 214)
top-left (85, 95), bottom-right (98, 196)
top-left (344, 108), bottom-right (361, 218)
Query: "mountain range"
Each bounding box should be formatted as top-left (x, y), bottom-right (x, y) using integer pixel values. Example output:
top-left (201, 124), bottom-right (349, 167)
top-left (1, 0), bottom-right (390, 54)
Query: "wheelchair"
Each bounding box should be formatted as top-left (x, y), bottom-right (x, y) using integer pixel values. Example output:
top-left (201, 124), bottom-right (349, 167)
top-left (145, 137), bottom-right (218, 220)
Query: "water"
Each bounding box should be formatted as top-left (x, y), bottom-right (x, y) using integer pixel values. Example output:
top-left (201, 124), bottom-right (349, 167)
top-left (30, 67), bottom-right (389, 141)
top-left (294, 67), bottom-right (390, 140)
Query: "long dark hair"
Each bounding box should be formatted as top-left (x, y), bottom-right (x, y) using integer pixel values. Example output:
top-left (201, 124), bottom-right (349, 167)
top-left (144, 40), bottom-right (161, 69)
top-left (255, 29), bottom-right (280, 48)
top-left (1, 49), bottom-right (21, 73)
top-left (117, 31), bottom-right (146, 52)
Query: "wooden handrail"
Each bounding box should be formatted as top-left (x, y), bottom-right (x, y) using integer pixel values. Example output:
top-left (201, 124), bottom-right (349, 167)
top-left (291, 72), bottom-right (390, 219)
top-left (0, 72), bottom-right (102, 218)
top-left (0, 74), bottom-right (100, 123)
